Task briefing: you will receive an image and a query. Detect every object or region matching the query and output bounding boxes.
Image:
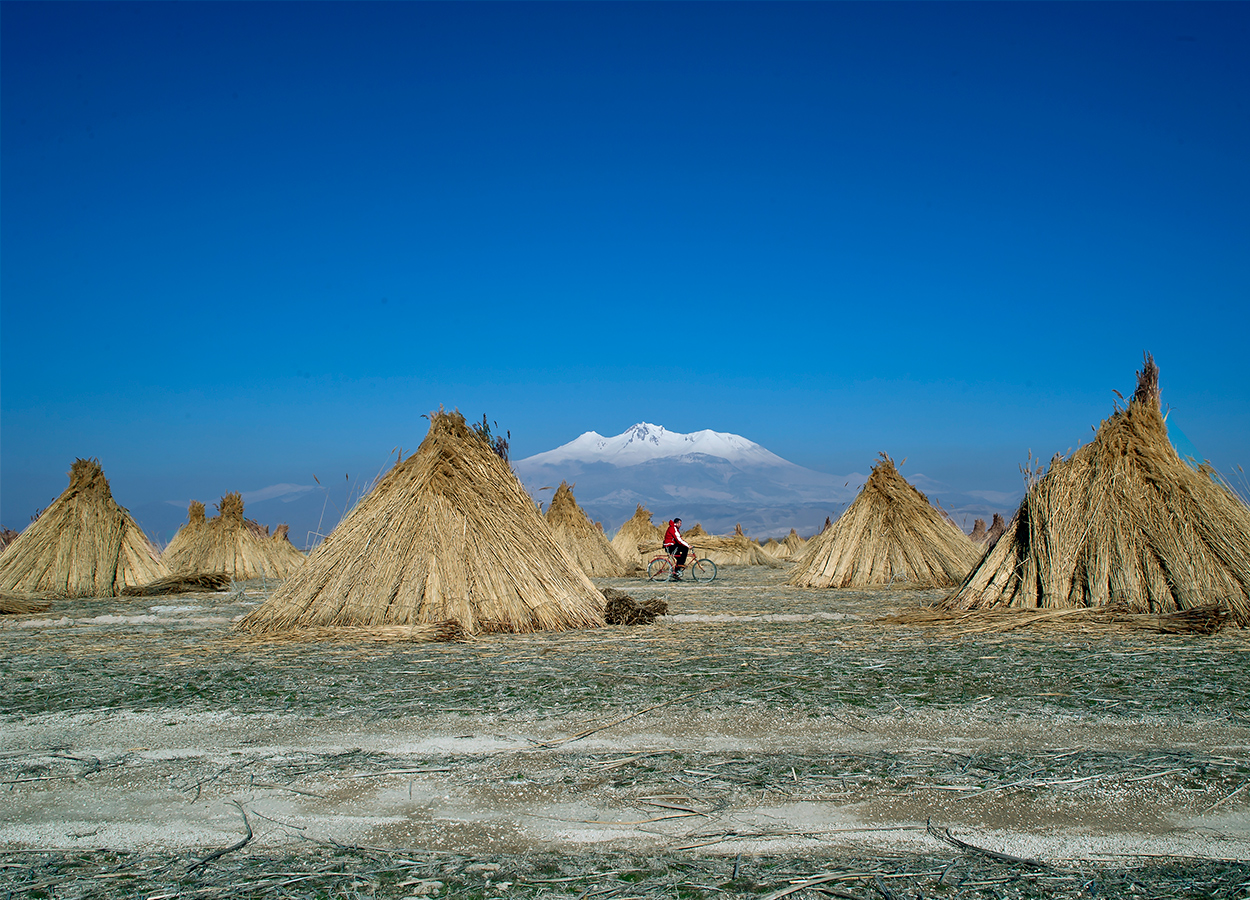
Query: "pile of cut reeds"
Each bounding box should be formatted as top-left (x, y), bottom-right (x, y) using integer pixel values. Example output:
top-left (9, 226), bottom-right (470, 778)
top-left (164, 494), bottom-right (305, 580)
top-left (546, 482), bottom-right (637, 577)
top-left (790, 454), bottom-right (980, 589)
top-left (947, 354), bottom-right (1250, 626)
top-left (0, 459), bottom-right (169, 597)
top-left (235, 410), bottom-right (605, 637)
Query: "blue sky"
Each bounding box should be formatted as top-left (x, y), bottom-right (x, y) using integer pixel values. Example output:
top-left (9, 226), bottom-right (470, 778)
top-left (3, 2), bottom-right (1248, 540)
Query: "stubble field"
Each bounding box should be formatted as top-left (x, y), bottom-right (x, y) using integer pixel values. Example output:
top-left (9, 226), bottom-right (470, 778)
top-left (2, 566), bottom-right (1248, 899)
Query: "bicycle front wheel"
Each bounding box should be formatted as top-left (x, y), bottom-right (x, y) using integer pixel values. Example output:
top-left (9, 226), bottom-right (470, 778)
top-left (647, 557), bottom-right (673, 582)
top-left (690, 558), bottom-right (717, 582)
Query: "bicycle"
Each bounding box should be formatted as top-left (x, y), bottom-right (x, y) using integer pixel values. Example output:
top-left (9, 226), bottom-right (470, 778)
top-left (647, 548), bottom-right (717, 583)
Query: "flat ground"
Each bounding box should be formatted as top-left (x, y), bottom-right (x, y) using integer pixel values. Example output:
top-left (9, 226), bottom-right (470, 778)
top-left (2, 566), bottom-right (1248, 899)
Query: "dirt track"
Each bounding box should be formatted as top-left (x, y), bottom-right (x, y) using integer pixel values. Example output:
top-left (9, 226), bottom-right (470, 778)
top-left (2, 567), bottom-right (1248, 898)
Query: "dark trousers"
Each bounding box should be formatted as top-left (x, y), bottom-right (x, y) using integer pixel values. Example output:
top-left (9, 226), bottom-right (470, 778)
top-left (665, 544), bottom-right (689, 569)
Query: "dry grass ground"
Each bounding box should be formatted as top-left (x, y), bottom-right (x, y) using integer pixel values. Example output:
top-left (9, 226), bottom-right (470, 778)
top-left (2, 567), bottom-right (1248, 899)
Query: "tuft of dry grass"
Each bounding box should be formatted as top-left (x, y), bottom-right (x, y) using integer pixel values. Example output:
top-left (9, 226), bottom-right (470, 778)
top-left (946, 354), bottom-right (1250, 626)
top-left (235, 409), bottom-right (606, 637)
top-left (790, 455), bottom-right (980, 589)
top-left (545, 482), bottom-right (638, 577)
top-left (163, 493), bottom-right (306, 580)
top-left (0, 459), bottom-right (168, 597)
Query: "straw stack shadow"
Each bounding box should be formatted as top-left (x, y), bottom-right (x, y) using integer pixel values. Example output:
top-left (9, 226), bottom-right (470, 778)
top-left (945, 354), bottom-right (1250, 626)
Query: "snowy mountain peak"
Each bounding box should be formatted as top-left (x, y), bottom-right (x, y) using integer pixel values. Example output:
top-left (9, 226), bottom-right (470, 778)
top-left (519, 423), bottom-right (788, 468)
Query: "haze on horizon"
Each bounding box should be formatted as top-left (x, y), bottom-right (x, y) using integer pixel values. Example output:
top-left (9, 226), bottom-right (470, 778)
top-left (3, 2), bottom-right (1248, 541)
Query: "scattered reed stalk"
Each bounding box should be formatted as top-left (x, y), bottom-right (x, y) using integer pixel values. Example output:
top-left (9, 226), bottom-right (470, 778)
top-left (0, 459), bottom-right (169, 597)
top-left (946, 355), bottom-right (1250, 626)
top-left (120, 573), bottom-right (232, 596)
top-left (789, 455), bottom-right (980, 589)
top-left (235, 410), bottom-right (605, 637)
top-left (163, 495), bottom-right (305, 580)
top-left (545, 482), bottom-right (637, 577)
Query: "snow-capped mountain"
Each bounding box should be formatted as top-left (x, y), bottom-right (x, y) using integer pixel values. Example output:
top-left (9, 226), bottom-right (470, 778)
top-left (513, 423), bottom-right (865, 538)
top-left (522, 423), bottom-right (789, 468)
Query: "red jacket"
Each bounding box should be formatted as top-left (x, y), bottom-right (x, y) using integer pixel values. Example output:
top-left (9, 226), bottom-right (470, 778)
top-left (663, 521), bottom-right (689, 548)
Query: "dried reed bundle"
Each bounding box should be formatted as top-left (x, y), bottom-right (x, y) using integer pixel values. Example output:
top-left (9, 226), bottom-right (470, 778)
top-left (969, 519), bottom-right (987, 542)
top-left (761, 538), bottom-right (783, 555)
top-left (883, 602), bottom-right (1231, 636)
top-left (163, 494), bottom-right (305, 580)
top-left (0, 527), bottom-right (19, 554)
top-left (766, 528), bottom-right (807, 561)
top-left (120, 573), bottom-right (232, 596)
top-left (985, 513), bottom-right (1007, 546)
top-left (0, 459), bottom-right (169, 597)
top-left (161, 501), bottom-right (206, 564)
top-left (545, 482), bottom-right (636, 577)
top-left (611, 505), bottom-right (663, 566)
top-left (946, 355), bottom-right (1250, 625)
top-left (685, 523), bottom-right (708, 538)
top-left (789, 454), bottom-right (980, 589)
top-left (0, 592), bottom-right (52, 614)
top-left (236, 410), bottom-right (605, 636)
top-left (638, 532), bottom-right (785, 567)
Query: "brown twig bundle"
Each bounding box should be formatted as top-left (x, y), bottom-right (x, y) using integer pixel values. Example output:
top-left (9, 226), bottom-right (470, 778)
top-left (0, 459), bottom-right (169, 597)
top-left (602, 587), bottom-right (667, 625)
top-left (946, 354), bottom-right (1250, 625)
top-left (235, 409), bottom-right (605, 637)
top-left (163, 494), bottom-right (305, 580)
top-left (120, 573), bottom-right (232, 596)
top-left (610, 505), bottom-right (663, 566)
top-left (789, 454), bottom-right (980, 589)
top-left (545, 482), bottom-right (637, 577)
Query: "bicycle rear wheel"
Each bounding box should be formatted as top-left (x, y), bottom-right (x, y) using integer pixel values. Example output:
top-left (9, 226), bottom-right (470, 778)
top-left (690, 557), bottom-right (717, 582)
top-left (647, 556), bottom-right (673, 582)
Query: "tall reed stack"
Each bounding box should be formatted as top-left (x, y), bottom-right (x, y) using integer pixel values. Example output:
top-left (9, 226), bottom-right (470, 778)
top-left (946, 355), bottom-right (1250, 625)
top-left (236, 410), bottom-right (605, 637)
top-left (545, 482), bottom-right (635, 577)
top-left (0, 459), bottom-right (168, 597)
top-left (789, 454), bottom-right (980, 588)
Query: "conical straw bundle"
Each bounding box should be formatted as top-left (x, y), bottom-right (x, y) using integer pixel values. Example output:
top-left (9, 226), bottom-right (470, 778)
top-left (0, 459), bottom-right (168, 597)
top-left (237, 410), bottom-right (605, 637)
top-left (984, 513), bottom-right (1007, 546)
top-left (969, 519), bottom-right (987, 543)
top-left (161, 501), bottom-right (206, 563)
top-left (789, 454), bottom-right (980, 589)
top-left (163, 493), bottom-right (305, 580)
top-left (611, 505), bottom-right (663, 566)
top-left (545, 482), bottom-right (635, 577)
top-left (946, 355), bottom-right (1250, 625)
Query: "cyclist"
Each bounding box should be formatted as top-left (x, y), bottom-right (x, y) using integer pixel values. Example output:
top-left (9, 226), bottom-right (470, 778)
top-left (662, 517), bottom-right (691, 581)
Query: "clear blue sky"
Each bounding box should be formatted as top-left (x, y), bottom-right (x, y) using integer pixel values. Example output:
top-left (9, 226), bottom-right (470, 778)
top-left (3, 2), bottom-right (1248, 533)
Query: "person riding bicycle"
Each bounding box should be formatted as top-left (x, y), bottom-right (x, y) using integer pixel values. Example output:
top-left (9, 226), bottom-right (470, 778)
top-left (662, 517), bottom-right (690, 580)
